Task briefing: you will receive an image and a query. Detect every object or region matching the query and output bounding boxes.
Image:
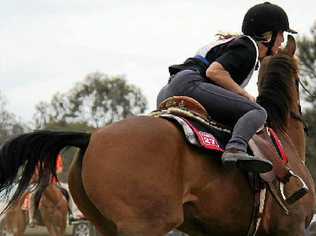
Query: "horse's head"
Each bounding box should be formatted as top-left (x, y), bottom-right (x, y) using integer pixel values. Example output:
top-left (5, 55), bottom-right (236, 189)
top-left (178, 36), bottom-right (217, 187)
top-left (257, 35), bottom-right (301, 131)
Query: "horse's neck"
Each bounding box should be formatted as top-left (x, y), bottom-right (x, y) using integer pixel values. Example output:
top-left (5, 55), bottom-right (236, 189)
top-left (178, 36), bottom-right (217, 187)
top-left (287, 117), bottom-right (305, 160)
top-left (286, 75), bottom-right (306, 161)
top-left (277, 116), bottom-right (305, 164)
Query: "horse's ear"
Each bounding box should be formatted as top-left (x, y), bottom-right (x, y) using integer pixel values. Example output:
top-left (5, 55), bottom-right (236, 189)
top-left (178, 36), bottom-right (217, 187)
top-left (284, 35), bottom-right (296, 57)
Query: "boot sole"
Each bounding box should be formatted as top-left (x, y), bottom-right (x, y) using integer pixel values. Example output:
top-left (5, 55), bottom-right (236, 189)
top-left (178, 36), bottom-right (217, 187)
top-left (223, 158), bottom-right (272, 173)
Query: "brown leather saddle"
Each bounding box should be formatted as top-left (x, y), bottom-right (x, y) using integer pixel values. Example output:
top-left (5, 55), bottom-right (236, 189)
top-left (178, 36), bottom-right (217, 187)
top-left (156, 96), bottom-right (308, 212)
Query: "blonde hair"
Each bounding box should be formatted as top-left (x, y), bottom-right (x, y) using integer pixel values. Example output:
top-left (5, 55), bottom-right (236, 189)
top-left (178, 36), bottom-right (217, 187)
top-left (261, 31), bottom-right (273, 42)
top-left (215, 31), bottom-right (273, 43)
top-left (215, 32), bottom-right (241, 40)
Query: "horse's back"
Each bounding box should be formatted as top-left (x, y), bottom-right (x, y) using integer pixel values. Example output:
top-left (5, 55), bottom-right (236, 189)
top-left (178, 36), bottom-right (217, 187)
top-left (85, 116), bottom-right (185, 169)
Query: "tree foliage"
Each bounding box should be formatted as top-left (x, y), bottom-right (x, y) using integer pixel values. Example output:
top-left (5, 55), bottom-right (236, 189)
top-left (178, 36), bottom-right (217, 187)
top-left (0, 91), bottom-right (28, 144)
top-left (297, 22), bottom-right (316, 103)
top-left (304, 109), bottom-right (316, 181)
top-left (297, 22), bottom-right (316, 181)
top-left (33, 72), bottom-right (148, 182)
top-left (34, 72), bottom-right (148, 128)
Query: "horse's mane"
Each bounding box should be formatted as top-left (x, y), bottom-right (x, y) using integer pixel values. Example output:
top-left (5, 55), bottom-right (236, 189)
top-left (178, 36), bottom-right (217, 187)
top-left (256, 54), bottom-right (298, 131)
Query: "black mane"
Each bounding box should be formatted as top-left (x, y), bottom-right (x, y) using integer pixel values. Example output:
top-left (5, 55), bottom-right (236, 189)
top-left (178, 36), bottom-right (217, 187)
top-left (256, 54), bottom-right (297, 130)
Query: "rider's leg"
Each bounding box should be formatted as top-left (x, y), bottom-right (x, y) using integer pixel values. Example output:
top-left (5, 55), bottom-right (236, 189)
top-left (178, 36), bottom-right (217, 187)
top-left (157, 70), bottom-right (272, 173)
top-left (28, 193), bottom-right (35, 227)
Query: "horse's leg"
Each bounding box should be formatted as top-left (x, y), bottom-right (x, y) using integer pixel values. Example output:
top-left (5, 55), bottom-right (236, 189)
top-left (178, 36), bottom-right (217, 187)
top-left (82, 117), bottom-right (185, 236)
top-left (3, 207), bottom-right (27, 236)
top-left (57, 203), bottom-right (68, 236)
top-left (40, 209), bottom-right (60, 236)
top-left (12, 208), bottom-right (27, 236)
top-left (68, 150), bottom-right (117, 236)
top-left (19, 209), bottom-right (28, 236)
top-left (38, 197), bottom-right (67, 236)
top-left (28, 192), bottom-right (35, 226)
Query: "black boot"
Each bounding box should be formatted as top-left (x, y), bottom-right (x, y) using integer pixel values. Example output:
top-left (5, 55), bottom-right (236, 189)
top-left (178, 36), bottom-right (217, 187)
top-left (222, 148), bottom-right (273, 173)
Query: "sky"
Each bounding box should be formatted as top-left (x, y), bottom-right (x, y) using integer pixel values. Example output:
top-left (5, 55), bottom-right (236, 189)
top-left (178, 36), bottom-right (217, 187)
top-left (1, 0), bottom-right (316, 124)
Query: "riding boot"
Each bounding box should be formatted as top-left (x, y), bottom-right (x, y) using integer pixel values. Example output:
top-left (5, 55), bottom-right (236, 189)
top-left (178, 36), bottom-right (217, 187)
top-left (222, 148), bottom-right (273, 173)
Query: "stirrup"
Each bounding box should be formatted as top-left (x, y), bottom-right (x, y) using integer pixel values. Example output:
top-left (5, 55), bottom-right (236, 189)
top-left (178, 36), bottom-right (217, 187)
top-left (280, 170), bottom-right (309, 205)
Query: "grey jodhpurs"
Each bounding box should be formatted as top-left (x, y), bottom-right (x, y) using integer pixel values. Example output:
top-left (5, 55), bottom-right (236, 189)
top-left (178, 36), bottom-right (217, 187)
top-left (156, 70), bottom-right (267, 152)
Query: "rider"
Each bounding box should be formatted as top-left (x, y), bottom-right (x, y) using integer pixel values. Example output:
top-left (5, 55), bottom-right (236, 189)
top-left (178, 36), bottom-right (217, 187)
top-left (157, 2), bottom-right (296, 173)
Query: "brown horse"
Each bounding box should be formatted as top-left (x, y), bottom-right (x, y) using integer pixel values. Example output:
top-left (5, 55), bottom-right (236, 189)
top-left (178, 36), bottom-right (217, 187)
top-left (0, 182), bottom-right (68, 236)
top-left (0, 35), bottom-right (314, 236)
top-left (32, 182), bottom-right (69, 236)
top-left (0, 192), bottom-right (28, 236)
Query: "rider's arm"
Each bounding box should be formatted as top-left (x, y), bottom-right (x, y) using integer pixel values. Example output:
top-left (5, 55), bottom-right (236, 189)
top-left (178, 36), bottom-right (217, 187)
top-left (206, 62), bottom-right (255, 102)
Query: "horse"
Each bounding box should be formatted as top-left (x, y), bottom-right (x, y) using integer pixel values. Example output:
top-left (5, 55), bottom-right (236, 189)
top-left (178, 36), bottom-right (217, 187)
top-left (0, 180), bottom-right (69, 236)
top-left (0, 192), bottom-right (28, 236)
top-left (0, 35), bottom-right (314, 236)
top-left (31, 180), bottom-right (69, 236)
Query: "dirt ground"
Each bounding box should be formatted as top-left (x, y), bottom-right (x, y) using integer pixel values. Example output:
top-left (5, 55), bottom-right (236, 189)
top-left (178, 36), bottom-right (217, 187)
top-left (24, 225), bottom-right (73, 236)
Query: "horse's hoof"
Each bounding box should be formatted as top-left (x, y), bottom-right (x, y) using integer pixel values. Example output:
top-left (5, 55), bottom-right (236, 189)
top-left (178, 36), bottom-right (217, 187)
top-left (29, 223), bottom-right (35, 228)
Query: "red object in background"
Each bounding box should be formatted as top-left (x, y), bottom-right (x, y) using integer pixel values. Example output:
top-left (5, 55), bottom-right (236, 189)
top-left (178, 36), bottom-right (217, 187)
top-left (56, 154), bottom-right (64, 173)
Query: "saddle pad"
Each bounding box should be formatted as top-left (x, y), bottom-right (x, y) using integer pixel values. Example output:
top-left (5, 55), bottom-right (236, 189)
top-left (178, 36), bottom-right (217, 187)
top-left (160, 114), bottom-right (230, 154)
top-left (185, 118), bottom-right (223, 152)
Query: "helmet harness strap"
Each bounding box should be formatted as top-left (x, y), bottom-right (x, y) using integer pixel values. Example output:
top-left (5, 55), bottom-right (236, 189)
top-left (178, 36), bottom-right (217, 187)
top-left (262, 31), bottom-right (278, 56)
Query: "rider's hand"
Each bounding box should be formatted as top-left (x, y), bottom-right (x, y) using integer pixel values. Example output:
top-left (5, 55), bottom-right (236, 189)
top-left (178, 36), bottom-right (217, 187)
top-left (242, 91), bottom-right (256, 103)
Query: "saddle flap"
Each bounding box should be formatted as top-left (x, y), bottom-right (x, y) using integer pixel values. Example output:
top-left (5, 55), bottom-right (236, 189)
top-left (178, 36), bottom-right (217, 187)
top-left (249, 128), bottom-right (289, 180)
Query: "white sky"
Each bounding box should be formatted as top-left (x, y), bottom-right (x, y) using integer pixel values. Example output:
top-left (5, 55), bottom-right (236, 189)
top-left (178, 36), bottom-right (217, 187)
top-left (1, 0), bottom-right (316, 123)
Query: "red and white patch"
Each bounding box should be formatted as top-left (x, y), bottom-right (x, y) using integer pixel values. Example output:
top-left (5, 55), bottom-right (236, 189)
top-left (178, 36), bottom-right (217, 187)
top-left (195, 131), bottom-right (223, 152)
top-left (184, 118), bottom-right (224, 152)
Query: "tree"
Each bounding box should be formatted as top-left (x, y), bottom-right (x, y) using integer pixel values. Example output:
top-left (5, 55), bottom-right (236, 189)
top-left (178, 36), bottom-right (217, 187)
top-left (297, 22), bottom-right (316, 182)
top-left (33, 73), bottom-right (148, 182)
top-left (0, 91), bottom-right (28, 144)
top-left (297, 22), bottom-right (316, 103)
top-left (34, 72), bottom-right (148, 128)
top-left (303, 109), bottom-right (316, 181)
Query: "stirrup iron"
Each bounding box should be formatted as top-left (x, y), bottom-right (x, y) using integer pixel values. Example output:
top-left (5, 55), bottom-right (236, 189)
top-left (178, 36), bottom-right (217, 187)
top-left (280, 170), bottom-right (309, 205)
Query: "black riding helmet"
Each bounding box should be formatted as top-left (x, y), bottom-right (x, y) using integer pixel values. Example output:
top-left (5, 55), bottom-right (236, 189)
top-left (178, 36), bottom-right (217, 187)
top-left (242, 2), bottom-right (297, 40)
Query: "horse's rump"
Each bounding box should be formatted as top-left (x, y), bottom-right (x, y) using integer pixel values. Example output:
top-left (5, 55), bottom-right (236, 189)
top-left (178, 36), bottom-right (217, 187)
top-left (81, 115), bottom-right (253, 235)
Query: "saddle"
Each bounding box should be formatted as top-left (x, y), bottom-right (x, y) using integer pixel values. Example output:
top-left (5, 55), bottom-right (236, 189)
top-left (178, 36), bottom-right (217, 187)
top-left (154, 96), bottom-right (308, 210)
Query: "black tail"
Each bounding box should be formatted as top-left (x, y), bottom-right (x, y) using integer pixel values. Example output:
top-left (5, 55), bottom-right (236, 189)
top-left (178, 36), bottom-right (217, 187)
top-left (0, 130), bottom-right (90, 213)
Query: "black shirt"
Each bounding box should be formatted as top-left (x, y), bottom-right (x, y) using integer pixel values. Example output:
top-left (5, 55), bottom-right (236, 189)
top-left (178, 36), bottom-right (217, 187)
top-left (169, 36), bottom-right (258, 86)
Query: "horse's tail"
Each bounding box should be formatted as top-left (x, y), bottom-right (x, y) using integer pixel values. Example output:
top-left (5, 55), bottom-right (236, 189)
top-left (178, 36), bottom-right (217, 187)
top-left (0, 130), bottom-right (90, 213)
